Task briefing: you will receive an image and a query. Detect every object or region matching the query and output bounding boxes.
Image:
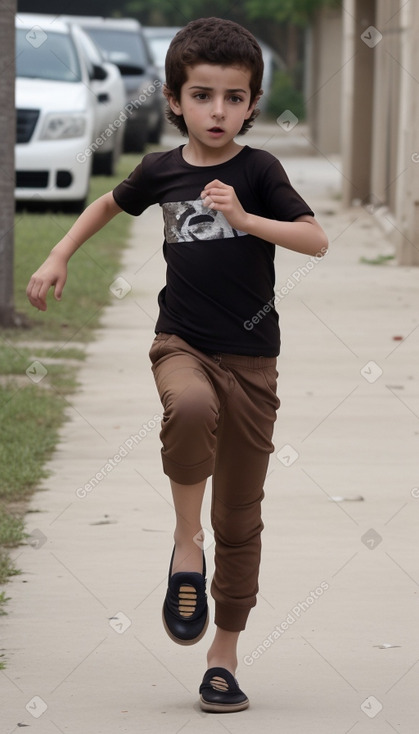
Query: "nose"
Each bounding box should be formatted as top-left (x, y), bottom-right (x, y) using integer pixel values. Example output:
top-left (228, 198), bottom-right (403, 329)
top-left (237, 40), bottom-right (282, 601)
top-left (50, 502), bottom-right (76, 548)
top-left (211, 96), bottom-right (225, 119)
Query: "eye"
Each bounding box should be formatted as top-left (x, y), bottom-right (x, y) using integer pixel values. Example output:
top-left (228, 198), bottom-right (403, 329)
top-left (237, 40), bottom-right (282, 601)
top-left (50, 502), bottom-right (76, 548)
top-left (229, 95), bottom-right (244, 104)
top-left (193, 92), bottom-right (209, 101)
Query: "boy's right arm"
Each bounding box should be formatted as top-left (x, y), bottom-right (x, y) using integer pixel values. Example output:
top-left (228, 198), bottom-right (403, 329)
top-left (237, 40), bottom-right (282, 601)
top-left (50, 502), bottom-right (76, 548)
top-left (26, 192), bottom-right (122, 311)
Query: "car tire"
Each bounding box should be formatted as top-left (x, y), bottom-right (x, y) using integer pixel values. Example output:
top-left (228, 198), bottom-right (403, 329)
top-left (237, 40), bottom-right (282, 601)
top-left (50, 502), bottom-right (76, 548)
top-left (123, 125), bottom-right (147, 153)
top-left (92, 150), bottom-right (115, 176)
top-left (62, 197), bottom-right (88, 214)
top-left (148, 114), bottom-right (164, 144)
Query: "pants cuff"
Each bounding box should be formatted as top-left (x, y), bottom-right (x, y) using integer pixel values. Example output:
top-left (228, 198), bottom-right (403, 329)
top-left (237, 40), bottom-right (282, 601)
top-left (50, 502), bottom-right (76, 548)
top-left (162, 452), bottom-right (214, 485)
top-left (214, 602), bottom-right (253, 632)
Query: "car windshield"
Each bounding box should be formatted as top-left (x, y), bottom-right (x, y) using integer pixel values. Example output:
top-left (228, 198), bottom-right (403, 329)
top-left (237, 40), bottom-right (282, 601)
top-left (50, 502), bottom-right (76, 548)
top-left (147, 37), bottom-right (172, 68)
top-left (16, 29), bottom-right (81, 82)
top-left (85, 28), bottom-right (148, 69)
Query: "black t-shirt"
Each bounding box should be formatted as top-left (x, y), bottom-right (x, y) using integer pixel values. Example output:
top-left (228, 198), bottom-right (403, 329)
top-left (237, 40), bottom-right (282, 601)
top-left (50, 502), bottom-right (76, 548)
top-left (113, 145), bottom-right (314, 356)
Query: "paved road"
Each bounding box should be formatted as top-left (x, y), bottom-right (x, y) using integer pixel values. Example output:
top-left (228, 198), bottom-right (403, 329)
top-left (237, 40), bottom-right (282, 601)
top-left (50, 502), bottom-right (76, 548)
top-left (2, 123), bottom-right (419, 732)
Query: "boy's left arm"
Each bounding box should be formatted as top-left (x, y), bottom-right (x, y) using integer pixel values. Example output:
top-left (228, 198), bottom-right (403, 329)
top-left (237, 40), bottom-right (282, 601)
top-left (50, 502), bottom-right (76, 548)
top-left (201, 179), bottom-right (328, 257)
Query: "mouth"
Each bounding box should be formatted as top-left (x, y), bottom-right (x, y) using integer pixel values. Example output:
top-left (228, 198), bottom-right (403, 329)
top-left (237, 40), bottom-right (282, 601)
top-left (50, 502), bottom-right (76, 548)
top-left (208, 127), bottom-right (224, 133)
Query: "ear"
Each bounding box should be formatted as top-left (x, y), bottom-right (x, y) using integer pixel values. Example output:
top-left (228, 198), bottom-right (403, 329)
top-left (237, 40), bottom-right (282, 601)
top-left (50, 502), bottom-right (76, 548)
top-left (245, 89), bottom-right (263, 119)
top-left (164, 84), bottom-right (183, 117)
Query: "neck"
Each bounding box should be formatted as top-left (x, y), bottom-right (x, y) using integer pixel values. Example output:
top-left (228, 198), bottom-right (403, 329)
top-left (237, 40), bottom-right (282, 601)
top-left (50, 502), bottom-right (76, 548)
top-left (182, 139), bottom-right (243, 166)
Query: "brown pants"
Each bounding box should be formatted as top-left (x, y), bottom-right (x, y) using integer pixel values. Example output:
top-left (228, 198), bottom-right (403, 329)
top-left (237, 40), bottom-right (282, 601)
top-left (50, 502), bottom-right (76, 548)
top-left (149, 333), bottom-right (280, 631)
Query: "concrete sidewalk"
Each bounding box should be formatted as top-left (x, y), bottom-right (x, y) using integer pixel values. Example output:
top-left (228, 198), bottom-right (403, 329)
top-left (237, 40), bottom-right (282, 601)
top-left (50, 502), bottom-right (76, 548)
top-left (2, 124), bottom-right (419, 733)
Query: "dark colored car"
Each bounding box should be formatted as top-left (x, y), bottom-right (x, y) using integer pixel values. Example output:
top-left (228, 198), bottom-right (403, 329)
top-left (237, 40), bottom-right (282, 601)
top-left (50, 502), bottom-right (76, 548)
top-left (61, 16), bottom-right (165, 151)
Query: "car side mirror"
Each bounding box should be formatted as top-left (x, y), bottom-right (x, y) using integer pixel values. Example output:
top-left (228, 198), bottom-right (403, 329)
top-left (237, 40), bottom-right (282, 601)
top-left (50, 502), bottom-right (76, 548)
top-left (116, 62), bottom-right (145, 76)
top-left (90, 64), bottom-right (108, 81)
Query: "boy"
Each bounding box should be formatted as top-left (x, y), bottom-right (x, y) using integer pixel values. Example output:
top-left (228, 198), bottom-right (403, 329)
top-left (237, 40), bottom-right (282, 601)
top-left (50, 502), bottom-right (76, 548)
top-left (27, 17), bottom-right (328, 713)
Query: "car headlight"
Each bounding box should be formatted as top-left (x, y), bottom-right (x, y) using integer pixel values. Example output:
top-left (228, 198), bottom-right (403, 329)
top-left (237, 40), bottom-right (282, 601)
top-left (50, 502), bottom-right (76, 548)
top-left (39, 113), bottom-right (87, 140)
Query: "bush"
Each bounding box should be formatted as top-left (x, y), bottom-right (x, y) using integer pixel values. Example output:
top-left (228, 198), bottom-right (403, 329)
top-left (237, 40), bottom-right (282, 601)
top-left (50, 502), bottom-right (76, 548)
top-left (266, 70), bottom-right (306, 122)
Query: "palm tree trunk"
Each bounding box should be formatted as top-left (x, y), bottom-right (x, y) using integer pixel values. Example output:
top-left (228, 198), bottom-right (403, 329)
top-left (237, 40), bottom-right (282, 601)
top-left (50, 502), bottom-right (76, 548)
top-left (0, 0), bottom-right (17, 327)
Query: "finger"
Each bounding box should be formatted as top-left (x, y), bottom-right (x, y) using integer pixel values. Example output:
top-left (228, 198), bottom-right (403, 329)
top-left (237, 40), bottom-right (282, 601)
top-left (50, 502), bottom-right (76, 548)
top-left (204, 185), bottom-right (228, 197)
top-left (26, 279), bottom-right (41, 308)
top-left (26, 278), bottom-right (35, 302)
top-left (27, 291), bottom-right (47, 311)
top-left (201, 187), bottom-right (218, 199)
top-left (54, 278), bottom-right (65, 301)
top-left (202, 180), bottom-right (228, 195)
top-left (37, 280), bottom-right (53, 307)
top-left (28, 279), bottom-right (48, 311)
top-left (202, 189), bottom-right (226, 204)
top-left (30, 290), bottom-right (47, 311)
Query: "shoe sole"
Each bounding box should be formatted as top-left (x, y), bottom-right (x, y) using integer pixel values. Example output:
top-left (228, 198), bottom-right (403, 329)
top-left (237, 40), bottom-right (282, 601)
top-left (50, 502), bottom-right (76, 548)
top-left (199, 695), bottom-right (249, 713)
top-left (162, 605), bottom-right (209, 646)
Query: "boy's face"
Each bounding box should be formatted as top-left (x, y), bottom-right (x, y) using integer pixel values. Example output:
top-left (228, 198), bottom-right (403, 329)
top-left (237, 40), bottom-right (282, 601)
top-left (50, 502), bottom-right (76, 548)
top-left (168, 63), bottom-right (259, 150)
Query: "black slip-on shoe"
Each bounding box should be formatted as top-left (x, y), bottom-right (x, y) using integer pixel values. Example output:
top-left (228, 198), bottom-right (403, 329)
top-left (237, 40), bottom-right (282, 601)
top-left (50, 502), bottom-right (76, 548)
top-left (199, 667), bottom-right (249, 713)
top-left (162, 547), bottom-right (209, 645)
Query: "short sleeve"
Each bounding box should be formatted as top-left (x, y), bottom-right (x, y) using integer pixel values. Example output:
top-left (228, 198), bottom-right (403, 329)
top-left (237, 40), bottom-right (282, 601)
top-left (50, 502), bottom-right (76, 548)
top-left (112, 155), bottom-right (157, 216)
top-left (256, 153), bottom-right (314, 222)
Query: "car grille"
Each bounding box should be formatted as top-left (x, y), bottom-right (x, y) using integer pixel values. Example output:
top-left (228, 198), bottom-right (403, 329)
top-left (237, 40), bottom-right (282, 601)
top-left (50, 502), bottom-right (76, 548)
top-left (16, 109), bottom-right (40, 143)
top-left (16, 171), bottom-right (49, 188)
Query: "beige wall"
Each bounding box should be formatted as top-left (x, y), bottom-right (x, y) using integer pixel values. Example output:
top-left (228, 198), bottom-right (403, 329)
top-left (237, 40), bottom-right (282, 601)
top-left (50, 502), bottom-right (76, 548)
top-left (394, 1), bottom-right (419, 265)
top-left (370, 0), bottom-right (401, 213)
top-left (305, 7), bottom-right (343, 155)
top-left (341, 0), bottom-right (419, 264)
top-left (341, 0), bottom-right (376, 207)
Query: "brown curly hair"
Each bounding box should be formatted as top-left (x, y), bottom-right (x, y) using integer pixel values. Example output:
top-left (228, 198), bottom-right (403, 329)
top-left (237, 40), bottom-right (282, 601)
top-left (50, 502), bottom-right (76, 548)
top-left (164, 17), bottom-right (264, 136)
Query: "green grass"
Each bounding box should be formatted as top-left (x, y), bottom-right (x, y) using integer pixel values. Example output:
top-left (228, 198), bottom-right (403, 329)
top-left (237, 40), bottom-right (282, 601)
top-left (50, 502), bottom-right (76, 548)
top-left (0, 382), bottom-right (73, 502)
top-left (11, 155), bottom-right (140, 342)
top-left (0, 152), bottom-right (149, 615)
top-left (360, 254), bottom-right (395, 265)
top-left (0, 342), bottom-right (85, 374)
top-left (31, 346), bottom-right (86, 360)
top-left (0, 507), bottom-right (24, 546)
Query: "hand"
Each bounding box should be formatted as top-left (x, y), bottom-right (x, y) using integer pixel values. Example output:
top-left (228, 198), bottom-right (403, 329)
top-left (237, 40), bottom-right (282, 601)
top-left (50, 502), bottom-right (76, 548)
top-left (201, 179), bottom-right (249, 232)
top-left (26, 251), bottom-right (68, 311)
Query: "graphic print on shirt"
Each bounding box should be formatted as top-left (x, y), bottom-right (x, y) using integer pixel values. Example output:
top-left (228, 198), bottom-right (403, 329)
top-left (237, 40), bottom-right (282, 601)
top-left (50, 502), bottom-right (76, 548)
top-left (162, 198), bottom-right (247, 243)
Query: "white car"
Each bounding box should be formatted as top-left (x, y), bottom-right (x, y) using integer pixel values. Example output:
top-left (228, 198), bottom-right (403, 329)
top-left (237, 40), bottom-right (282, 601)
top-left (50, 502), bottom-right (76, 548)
top-left (15, 14), bottom-right (123, 211)
top-left (71, 26), bottom-right (126, 175)
top-left (62, 16), bottom-right (164, 151)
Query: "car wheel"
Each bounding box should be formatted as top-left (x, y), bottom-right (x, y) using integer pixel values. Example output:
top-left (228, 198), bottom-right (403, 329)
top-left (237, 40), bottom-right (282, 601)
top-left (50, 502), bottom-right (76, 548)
top-left (148, 114), bottom-right (164, 144)
top-left (92, 150), bottom-right (115, 176)
top-left (123, 125), bottom-right (147, 153)
top-left (62, 197), bottom-right (88, 214)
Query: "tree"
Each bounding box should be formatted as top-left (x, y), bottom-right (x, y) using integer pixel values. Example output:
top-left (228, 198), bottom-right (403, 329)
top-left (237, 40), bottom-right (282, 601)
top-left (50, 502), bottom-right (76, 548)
top-left (245, 0), bottom-right (340, 25)
top-left (120, 0), bottom-right (248, 26)
top-left (0, 0), bottom-right (17, 327)
top-left (245, 0), bottom-right (341, 71)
